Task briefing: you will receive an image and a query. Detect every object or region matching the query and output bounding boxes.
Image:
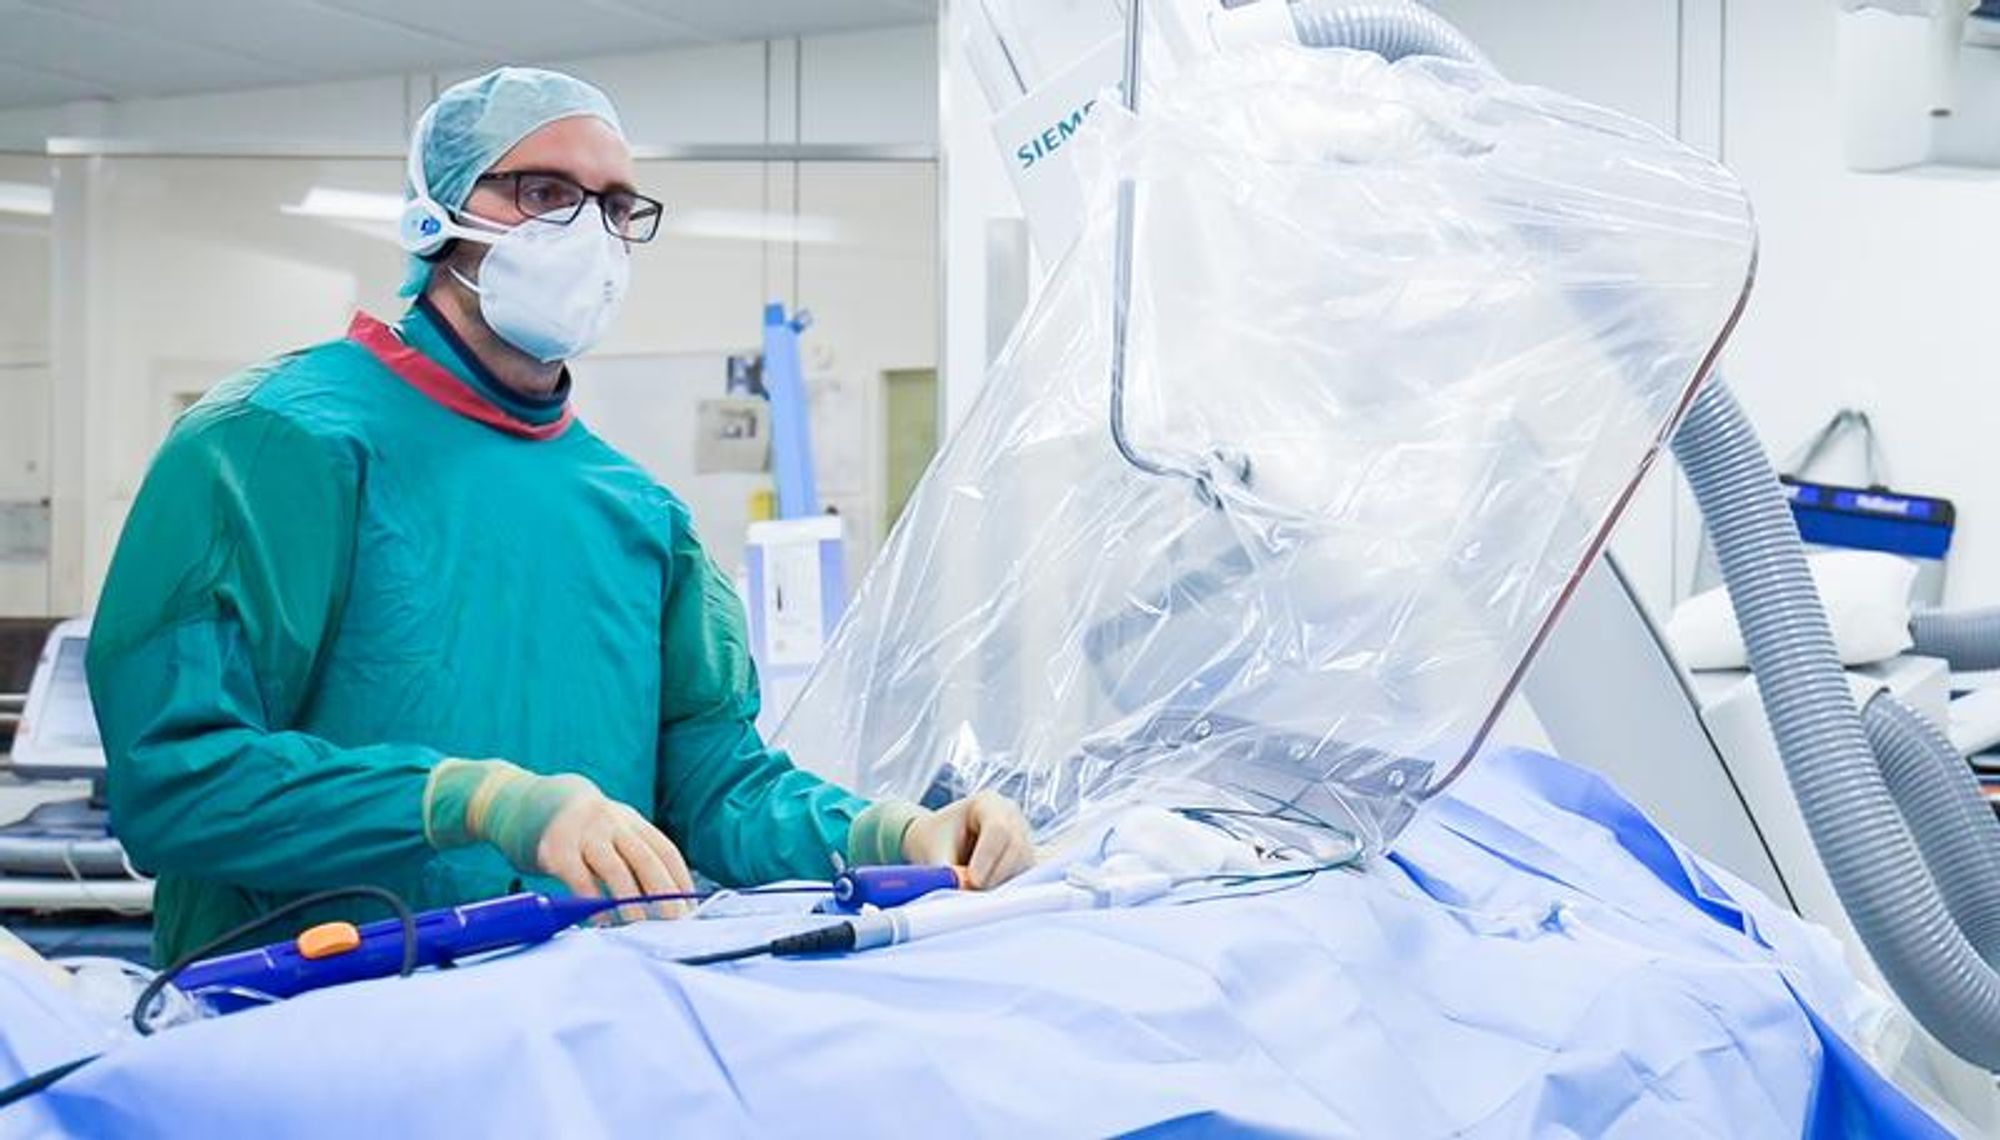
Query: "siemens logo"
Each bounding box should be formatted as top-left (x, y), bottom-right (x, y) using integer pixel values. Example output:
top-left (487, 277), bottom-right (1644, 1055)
top-left (1016, 100), bottom-right (1099, 170)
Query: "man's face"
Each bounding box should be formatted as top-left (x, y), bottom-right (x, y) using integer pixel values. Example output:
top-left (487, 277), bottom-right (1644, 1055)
top-left (449, 115), bottom-right (639, 270)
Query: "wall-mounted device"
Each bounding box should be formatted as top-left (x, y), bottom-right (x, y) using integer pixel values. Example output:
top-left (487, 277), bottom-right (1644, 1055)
top-left (1839, 0), bottom-right (2000, 170)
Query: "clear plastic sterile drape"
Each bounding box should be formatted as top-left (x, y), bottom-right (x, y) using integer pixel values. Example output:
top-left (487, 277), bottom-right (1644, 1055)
top-left (777, 44), bottom-right (1757, 858)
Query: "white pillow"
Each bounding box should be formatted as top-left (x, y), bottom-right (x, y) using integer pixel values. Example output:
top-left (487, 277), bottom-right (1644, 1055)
top-left (1667, 549), bottom-right (1917, 670)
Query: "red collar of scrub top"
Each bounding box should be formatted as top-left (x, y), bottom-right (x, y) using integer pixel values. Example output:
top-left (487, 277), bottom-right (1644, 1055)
top-left (347, 311), bottom-right (575, 442)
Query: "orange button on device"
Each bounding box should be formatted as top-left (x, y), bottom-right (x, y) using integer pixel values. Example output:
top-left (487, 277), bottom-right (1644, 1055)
top-left (296, 921), bottom-right (362, 960)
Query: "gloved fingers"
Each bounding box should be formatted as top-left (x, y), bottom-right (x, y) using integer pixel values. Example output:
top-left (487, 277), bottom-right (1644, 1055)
top-left (998, 832), bottom-right (1037, 884)
top-left (540, 844), bottom-right (600, 902)
top-left (965, 795), bottom-right (1034, 888)
top-left (615, 807), bottom-right (695, 917)
top-left (619, 808), bottom-right (696, 894)
top-left (612, 825), bottom-right (691, 920)
top-left (583, 836), bottom-right (647, 925)
top-left (970, 827), bottom-right (1035, 890)
top-left (966, 820), bottom-right (1025, 888)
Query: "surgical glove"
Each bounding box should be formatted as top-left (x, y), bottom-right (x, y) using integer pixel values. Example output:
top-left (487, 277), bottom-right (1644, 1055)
top-left (424, 759), bottom-right (694, 921)
top-left (901, 791), bottom-right (1036, 889)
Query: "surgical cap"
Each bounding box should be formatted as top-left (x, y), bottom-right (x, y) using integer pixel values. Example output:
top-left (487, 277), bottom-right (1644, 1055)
top-left (399, 66), bottom-right (626, 296)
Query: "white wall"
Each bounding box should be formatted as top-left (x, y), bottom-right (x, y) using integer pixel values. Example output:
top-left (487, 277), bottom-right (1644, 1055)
top-left (2, 24), bottom-right (938, 616)
top-left (1428, 0), bottom-right (1684, 128)
top-left (1721, 0), bottom-right (2000, 607)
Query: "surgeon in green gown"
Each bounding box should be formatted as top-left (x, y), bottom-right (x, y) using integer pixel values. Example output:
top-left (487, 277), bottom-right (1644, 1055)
top-left (87, 67), bottom-right (1034, 966)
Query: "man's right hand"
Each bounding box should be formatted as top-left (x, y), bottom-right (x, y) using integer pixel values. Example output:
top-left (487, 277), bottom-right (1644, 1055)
top-left (425, 759), bottom-right (695, 922)
top-left (532, 774), bottom-right (695, 921)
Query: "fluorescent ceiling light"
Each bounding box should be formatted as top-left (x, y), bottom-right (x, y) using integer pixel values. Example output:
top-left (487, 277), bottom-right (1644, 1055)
top-left (0, 181), bottom-right (52, 216)
top-left (280, 187), bottom-right (405, 222)
top-left (664, 210), bottom-right (844, 244)
top-left (313, 218), bottom-right (405, 246)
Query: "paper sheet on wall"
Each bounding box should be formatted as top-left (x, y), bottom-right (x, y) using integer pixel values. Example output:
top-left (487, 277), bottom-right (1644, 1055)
top-left (0, 502), bottom-right (49, 564)
top-left (694, 398), bottom-right (770, 474)
top-left (0, 501), bottom-right (50, 563)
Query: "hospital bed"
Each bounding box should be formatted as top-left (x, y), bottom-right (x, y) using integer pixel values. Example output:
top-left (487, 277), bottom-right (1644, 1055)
top-left (0, 747), bottom-right (1948, 1137)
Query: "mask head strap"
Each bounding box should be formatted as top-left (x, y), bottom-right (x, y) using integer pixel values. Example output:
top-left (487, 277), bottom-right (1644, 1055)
top-left (397, 107), bottom-right (507, 256)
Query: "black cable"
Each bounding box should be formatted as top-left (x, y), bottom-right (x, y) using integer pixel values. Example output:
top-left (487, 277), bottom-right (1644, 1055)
top-left (132, 885), bottom-right (417, 1037)
top-left (3, 886), bottom-right (421, 1113)
top-left (0, 1055), bottom-right (96, 1112)
top-left (1169, 871), bottom-right (1327, 908)
top-left (675, 921), bottom-right (857, 967)
top-left (770, 923), bottom-right (857, 957)
top-left (675, 943), bottom-right (777, 967)
top-left (672, 940), bottom-right (764, 960)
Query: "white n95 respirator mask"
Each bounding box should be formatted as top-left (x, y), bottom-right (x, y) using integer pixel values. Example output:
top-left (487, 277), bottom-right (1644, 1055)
top-left (448, 203), bottom-right (631, 363)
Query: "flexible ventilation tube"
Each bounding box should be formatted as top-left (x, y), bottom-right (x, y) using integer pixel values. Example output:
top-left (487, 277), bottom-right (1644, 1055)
top-left (1910, 607), bottom-right (2000, 673)
top-left (1674, 381), bottom-right (2000, 1067)
top-left (1864, 691), bottom-right (2000, 962)
top-left (1289, 0), bottom-right (1496, 70)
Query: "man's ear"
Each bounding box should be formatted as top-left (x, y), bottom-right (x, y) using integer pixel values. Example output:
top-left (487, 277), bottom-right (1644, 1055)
top-left (432, 238), bottom-right (489, 290)
top-left (420, 238), bottom-right (459, 268)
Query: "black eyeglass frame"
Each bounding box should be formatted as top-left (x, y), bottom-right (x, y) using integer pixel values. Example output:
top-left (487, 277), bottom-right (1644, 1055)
top-left (473, 169), bottom-right (665, 242)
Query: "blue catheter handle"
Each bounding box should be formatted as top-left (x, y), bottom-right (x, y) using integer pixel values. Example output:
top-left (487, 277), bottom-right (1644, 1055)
top-left (171, 892), bottom-right (618, 1008)
top-left (832, 864), bottom-right (968, 910)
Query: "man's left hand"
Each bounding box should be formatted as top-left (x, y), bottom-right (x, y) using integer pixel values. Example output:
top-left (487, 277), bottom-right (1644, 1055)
top-left (901, 792), bottom-right (1035, 888)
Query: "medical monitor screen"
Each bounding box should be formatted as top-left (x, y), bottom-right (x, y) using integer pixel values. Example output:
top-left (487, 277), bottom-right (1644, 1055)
top-left (14, 630), bottom-right (105, 777)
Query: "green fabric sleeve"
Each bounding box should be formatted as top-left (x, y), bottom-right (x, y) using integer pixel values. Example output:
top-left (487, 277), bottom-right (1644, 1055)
top-left (652, 514), bottom-right (873, 886)
top-left (847, 800), bottom-right (927, 866)
top-left (86, 401), bottom-right (445, 893)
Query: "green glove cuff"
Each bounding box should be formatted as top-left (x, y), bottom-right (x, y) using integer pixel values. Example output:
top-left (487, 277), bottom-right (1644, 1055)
top-left (422, 758), bottom-right (494, 851)
top-left (482, 773), bottom-right (586, 874)
top-left (423, 758), bottom-right (583, 874)
top-left (847, 800), bottom-right (928, 866)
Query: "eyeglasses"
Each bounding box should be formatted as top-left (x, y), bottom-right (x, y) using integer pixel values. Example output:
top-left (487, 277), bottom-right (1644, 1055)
top-left (474, 170), bottom-right (665, 243)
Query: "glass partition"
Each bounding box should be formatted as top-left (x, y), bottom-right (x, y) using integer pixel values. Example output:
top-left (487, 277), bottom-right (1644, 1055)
top-left (0, 153), bottom-right (52, 618)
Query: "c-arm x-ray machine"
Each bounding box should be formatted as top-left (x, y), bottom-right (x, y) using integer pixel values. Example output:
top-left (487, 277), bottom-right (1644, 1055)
top-left (937, 0), bottom-right (2000, 1127)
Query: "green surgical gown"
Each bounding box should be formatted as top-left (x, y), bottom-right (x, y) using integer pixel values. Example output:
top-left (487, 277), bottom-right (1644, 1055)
top-left (88, 301), bottom-right (899, 964)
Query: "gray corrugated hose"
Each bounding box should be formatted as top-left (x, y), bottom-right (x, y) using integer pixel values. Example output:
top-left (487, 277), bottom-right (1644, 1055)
top-left (1911, 607), bottom-right (2000, 673)
top-left (1289, 0), bottom-right (1495, 69)
top-left (1863, 691), bottom-right (2000, 961)
top-left (1674, 381), bottom-right (2000, 1067)
top-left (1288, 0), bottom-right (2000, 1067)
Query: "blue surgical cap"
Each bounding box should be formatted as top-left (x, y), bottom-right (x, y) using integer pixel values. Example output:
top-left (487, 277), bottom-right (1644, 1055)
top-left (399, 66), bottom-right (626, 296)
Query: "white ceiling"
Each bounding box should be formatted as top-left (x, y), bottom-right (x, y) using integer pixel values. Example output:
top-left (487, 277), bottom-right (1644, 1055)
top-left (0, 0), bottom-right (935, 110)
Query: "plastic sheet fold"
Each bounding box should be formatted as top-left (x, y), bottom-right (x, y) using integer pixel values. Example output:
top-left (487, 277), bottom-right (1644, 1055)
top-left (780, 44), bottom-right (1756, 855)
